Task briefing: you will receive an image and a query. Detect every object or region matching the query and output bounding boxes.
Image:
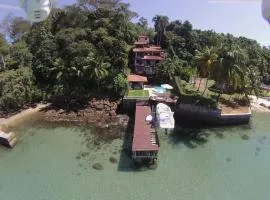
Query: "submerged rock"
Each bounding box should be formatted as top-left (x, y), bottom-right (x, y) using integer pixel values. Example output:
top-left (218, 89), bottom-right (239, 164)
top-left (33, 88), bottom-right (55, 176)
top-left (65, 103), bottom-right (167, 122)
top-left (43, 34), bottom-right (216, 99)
top-left (226, 158), bottom-right (231, 162)
top-left (148, 163), bottom-right (157, 170)
top-left (109, 157), bottom-right (118, 164)
top-left (81, 152), bottom-right (90, 158)
top-left (216, 133), bottom-right (224, 139)
top-left (241, 134), bottom-right (250, 140)
top-left (92, 163), bottom-right (103, 170)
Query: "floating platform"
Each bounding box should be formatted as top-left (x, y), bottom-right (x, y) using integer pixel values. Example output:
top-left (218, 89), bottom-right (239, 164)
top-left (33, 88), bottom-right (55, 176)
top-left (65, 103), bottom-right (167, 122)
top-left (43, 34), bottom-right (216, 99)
top-left (0, 131), bottom-right (17, 148)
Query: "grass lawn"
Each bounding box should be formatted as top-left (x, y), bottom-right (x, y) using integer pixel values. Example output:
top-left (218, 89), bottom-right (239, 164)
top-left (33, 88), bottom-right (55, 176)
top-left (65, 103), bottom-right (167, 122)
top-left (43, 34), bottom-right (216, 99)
top-left (262, 90), bottom-right (270, 97)
top-left (175, 77), bottom-right (249, 112)
top-left (128, 90), bottom-right (149, 97)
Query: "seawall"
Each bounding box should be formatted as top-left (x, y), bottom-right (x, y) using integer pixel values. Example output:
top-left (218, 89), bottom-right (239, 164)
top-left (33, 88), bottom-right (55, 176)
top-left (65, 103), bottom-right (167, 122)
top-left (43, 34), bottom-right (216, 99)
top-left (175, 103), bottom-right (251, 125)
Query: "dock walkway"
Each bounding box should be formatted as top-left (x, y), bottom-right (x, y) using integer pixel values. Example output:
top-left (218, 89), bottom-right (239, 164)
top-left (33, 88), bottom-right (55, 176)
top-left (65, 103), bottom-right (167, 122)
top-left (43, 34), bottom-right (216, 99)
top-left (132, 104), bottom-right (159, 161)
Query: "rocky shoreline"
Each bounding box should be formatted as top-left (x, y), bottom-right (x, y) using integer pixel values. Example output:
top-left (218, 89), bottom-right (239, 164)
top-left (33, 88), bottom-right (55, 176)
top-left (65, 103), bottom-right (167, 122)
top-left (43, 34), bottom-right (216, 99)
top-left (41, 98), bottom-right (129, 132)
top-left (0, 98), bottom-right (131, 143)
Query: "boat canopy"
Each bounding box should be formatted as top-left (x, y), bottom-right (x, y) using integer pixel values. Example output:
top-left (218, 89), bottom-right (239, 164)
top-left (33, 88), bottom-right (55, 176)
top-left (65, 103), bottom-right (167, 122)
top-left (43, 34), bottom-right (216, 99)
top-left (262, 0), bottom-right (270, 23)
top-left (156, 103), bottom-right (175, 129)
top-left (161, 84), bottom-right (173, 90)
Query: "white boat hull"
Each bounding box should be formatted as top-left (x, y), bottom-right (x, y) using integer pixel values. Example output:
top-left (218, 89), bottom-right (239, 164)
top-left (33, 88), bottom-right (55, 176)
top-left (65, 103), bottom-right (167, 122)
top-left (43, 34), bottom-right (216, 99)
top-left (156, 103), bottom-right (175, 130)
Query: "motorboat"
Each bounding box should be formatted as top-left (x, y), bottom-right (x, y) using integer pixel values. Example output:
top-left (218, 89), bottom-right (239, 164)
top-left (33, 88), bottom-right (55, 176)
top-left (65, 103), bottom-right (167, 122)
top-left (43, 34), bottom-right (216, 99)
top-left (156, 103), bottom-right (175, 130)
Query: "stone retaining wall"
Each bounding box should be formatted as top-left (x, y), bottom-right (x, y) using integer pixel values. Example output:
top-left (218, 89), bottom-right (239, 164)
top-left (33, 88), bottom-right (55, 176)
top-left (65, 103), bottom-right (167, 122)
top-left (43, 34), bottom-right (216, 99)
top-left (176, 103), bottom-right (251, 125)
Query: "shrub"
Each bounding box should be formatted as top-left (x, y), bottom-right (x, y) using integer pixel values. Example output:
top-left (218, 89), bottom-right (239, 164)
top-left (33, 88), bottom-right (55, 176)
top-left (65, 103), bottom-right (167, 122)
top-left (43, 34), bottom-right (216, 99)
top-left (113, 73), bottom-right (128, 96)
top-left (0, 67), bottom-right (42, 111)
top-left (174, 76), bottom-right (218, 109)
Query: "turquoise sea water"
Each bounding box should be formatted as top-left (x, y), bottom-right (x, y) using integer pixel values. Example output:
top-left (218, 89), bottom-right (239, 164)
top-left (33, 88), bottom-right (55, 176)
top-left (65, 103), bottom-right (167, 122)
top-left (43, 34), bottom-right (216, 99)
top-left (1, 113), bottom-right (270, 200)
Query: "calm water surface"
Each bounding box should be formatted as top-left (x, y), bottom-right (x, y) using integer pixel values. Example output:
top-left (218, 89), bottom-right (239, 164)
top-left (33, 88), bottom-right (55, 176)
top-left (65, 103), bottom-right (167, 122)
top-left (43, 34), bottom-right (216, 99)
top-left (0, 113), bottom-right (270, 200)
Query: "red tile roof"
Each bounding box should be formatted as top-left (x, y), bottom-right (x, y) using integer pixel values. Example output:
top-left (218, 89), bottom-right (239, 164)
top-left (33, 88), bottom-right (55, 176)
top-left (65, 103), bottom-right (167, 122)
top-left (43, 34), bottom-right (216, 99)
top-left (149, 45), bottom-right (161, 49)
top-left (132, 105), bottom-right (159, 152)
top-left (138, 35), bottom-right (149, 38)
top-left (128, 74), bottom-right (148, 82)
top-left (133, 48), bottom-right (164, 52)
top-left (134, 41), bottom-right (148, 45)
top-left (142, 55), bottom-right (165, 61)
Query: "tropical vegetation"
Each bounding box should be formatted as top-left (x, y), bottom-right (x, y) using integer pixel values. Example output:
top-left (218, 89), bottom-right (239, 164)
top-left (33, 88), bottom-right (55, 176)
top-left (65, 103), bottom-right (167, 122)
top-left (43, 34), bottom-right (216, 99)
top-left (0, 0), bottom-right (269, 112)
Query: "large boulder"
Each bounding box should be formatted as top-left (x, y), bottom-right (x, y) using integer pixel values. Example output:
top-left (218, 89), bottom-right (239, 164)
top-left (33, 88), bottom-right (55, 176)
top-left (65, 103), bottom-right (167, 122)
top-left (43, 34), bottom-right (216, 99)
top-left (94, 103), bottom-right (104, 110)
top-left (92, 163), bottom-right (103, 170)
top-left (109, 111), bottom-right (117, 117)
top-left (109, 157), bottom-right (118, 164)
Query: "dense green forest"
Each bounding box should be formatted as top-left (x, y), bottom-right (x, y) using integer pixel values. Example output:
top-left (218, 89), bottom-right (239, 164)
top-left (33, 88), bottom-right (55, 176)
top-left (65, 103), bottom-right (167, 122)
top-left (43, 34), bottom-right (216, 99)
top-left (0, 0), bottom-right (269, 111)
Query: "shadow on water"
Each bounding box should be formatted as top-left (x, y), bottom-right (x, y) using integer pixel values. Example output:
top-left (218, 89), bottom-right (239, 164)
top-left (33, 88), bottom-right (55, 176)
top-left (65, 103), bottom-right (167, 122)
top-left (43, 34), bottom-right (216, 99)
top-left (117, 114), bottom-right (137, 172)
top-left (169, 116), bottom-right (253, 149)
top-left (168, 123), bottom-right (210, 149)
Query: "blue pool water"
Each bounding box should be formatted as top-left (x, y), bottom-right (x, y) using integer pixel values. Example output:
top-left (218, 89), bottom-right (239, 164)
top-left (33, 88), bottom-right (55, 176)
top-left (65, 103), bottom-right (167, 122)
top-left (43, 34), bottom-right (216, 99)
top-left (154, 86), bottom-right (166, 94)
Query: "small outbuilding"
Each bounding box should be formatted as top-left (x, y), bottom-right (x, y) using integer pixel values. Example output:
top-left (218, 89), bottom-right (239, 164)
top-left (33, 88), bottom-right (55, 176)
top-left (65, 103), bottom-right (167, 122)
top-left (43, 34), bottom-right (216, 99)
top-left (128, 74), bottom-right (148, 90)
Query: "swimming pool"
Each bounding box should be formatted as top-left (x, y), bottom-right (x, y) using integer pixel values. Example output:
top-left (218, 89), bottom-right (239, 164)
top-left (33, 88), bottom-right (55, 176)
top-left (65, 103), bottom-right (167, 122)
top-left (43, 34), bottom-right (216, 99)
top-left (154, 86), bottom-right (166, 94)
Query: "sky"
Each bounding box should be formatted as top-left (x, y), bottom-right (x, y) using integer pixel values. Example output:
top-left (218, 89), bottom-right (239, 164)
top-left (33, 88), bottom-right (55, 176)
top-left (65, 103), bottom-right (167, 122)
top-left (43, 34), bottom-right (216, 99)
top-left (0, 0), bottom-right (269, 46)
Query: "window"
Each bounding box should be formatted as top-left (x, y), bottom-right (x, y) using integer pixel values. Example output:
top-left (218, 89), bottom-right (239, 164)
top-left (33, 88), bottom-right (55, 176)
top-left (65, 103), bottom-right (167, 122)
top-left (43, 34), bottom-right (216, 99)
top-left (35, 10), bottom-right (41, 19)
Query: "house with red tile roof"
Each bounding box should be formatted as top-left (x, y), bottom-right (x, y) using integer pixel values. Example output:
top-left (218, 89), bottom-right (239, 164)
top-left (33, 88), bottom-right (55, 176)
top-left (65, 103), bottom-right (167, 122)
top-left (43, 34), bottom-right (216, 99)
top-left (133, 36), bottom-right (165, 76)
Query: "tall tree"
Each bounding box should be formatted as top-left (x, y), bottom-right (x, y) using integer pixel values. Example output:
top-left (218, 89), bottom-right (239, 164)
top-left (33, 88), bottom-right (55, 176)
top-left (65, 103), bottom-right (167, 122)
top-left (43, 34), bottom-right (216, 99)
top-left (137, 17), bottom-right (148, 33)
top-left (88, 56), bottom-right (110, 92)
top-left (78, 0), bottom-right (120, 9)
top-left (214, 45), bottom-right (248, 97)
top-left (6, 41), bottom-right (32, 70)
top-left (0, 34), bottom-right (8, 70)
top-left (1, 15), bottom-right (31, 42)
top-left (195, 47), bottom-right (218, 94)
top-left (155, 56), bottom-right (183, 83)
top-left (152, 15), bottom-right (169, 46)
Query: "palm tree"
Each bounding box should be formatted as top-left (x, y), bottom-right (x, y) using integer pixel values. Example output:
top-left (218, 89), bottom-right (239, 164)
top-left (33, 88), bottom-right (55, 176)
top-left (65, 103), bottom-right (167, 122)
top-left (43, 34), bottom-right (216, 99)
top-left (156, 56), bottom-right (182, 83)
top-left (87, 56), bottom-right (110, 92)
top-left (152, 15), bottom-right (169, 46)
top-left (226, 46), bottom-right (247, 91)
top-left (195, 47), bottom-right (218, 95)
top-left (214, 45), bottom-right (248, 100)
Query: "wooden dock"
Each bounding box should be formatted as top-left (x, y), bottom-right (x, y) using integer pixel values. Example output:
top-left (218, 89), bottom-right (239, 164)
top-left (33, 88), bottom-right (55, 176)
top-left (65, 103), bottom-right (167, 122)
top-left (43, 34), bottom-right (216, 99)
top-left (132, 104), bottom-right (159, 163)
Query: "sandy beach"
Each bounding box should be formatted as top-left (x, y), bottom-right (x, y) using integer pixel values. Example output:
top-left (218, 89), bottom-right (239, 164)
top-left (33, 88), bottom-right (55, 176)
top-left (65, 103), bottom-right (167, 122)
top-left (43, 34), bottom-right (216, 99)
top-left (0, 104), bottom-right (49, 128)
